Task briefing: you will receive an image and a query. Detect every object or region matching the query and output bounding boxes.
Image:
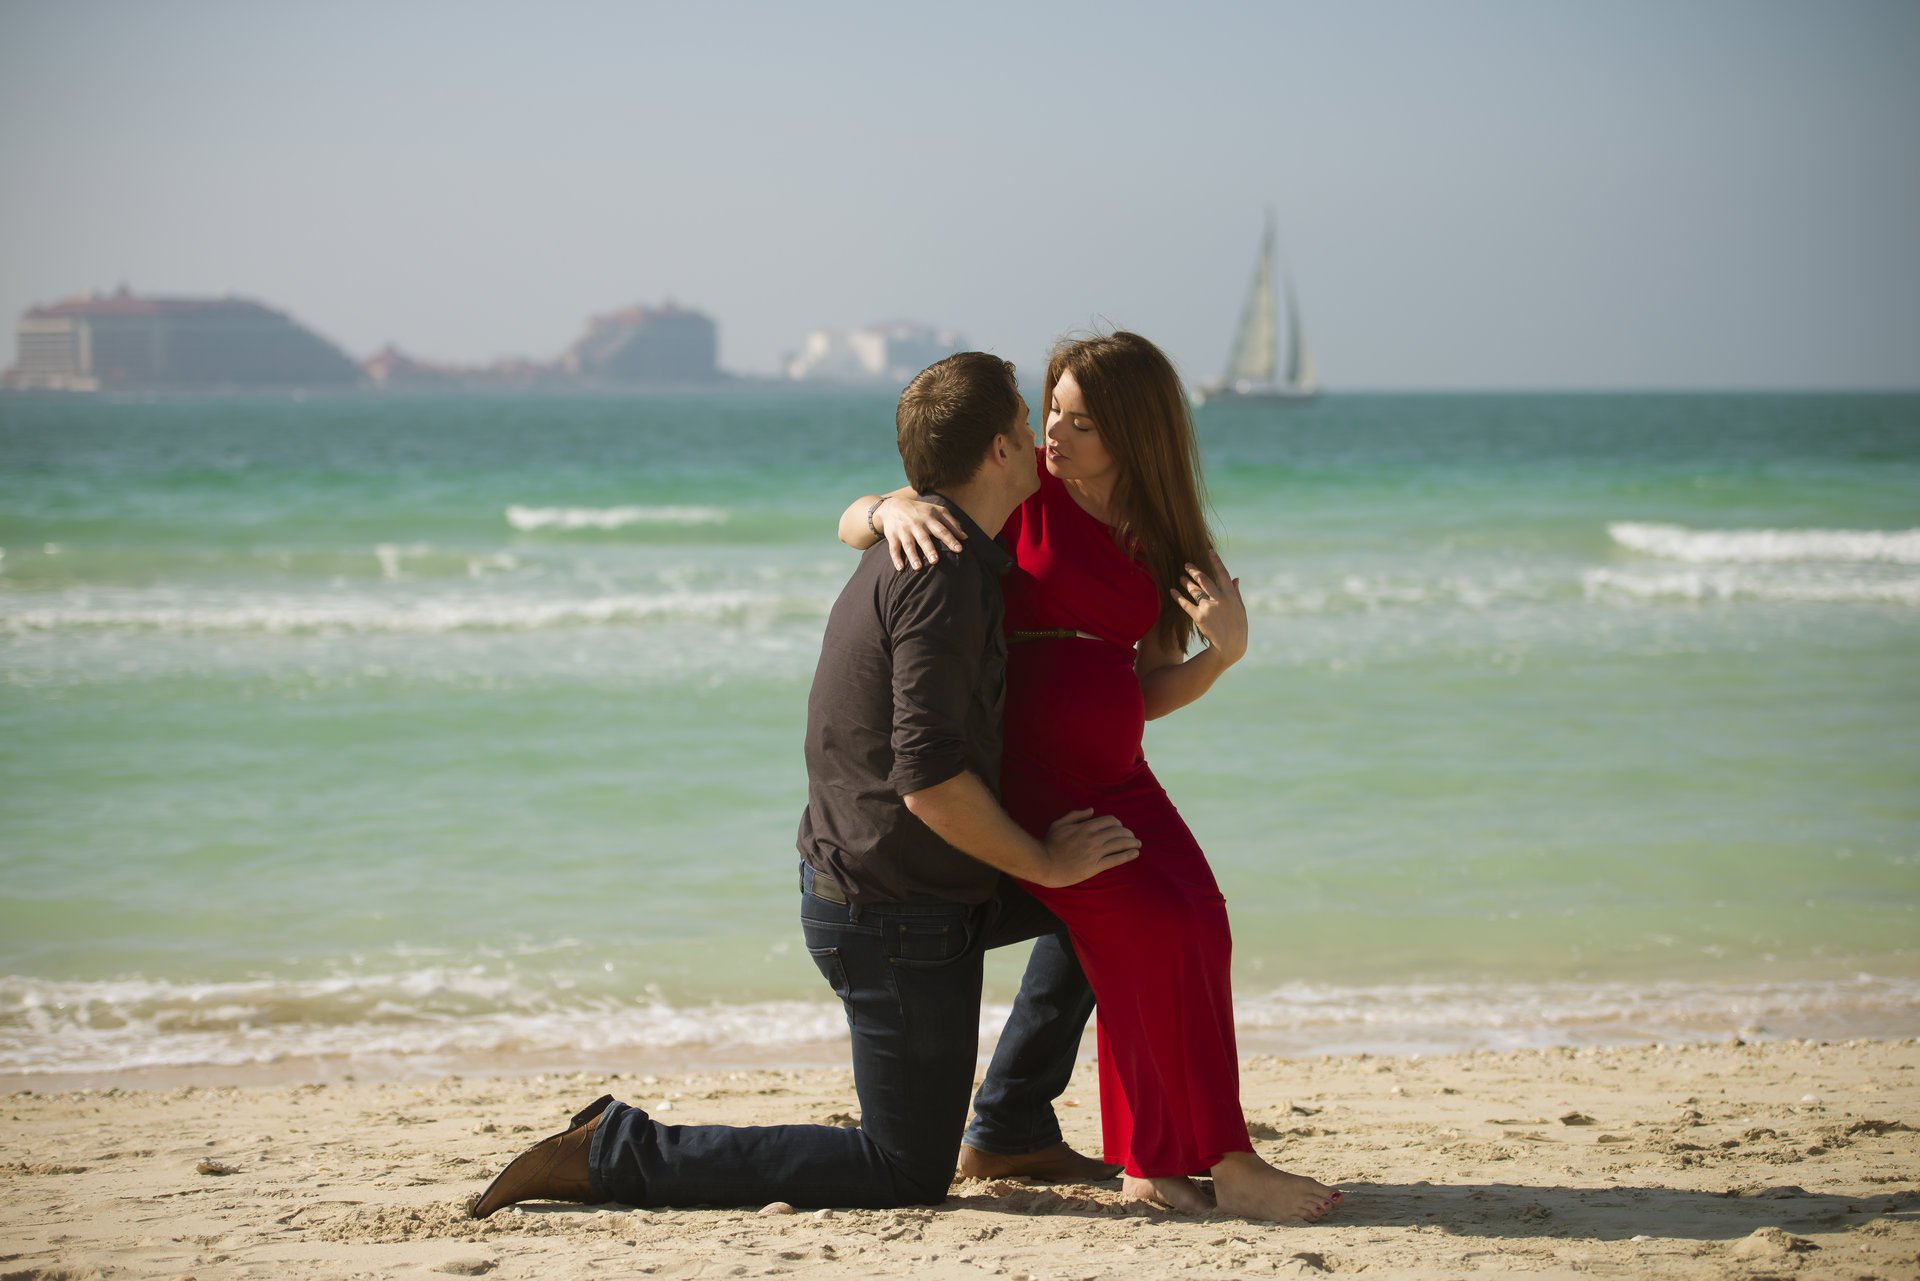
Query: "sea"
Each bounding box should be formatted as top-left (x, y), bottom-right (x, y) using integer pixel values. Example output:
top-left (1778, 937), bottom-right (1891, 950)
top-left (2, 388), bottom-right (1916, 1082)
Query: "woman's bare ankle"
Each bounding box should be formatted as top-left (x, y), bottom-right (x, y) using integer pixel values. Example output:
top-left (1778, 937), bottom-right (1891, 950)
top-left (1122, 1173), bottom-right (1214, 1214)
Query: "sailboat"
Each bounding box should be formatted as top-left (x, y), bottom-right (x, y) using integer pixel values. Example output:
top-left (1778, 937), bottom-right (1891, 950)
top-left (1193, 212), bottom-right (1319, 405)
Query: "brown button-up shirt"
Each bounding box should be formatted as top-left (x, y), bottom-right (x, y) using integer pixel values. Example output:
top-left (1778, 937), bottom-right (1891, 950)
top-left (797, 497), bottom-right (1012, 905)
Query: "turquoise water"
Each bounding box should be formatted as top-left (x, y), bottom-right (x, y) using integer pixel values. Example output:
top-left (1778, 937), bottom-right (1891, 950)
top-left (2, 390), bottom-right (1916, 1074)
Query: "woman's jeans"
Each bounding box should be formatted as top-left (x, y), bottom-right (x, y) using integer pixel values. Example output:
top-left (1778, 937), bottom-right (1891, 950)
top-left (588, 863), bottom-right (1095, 1207)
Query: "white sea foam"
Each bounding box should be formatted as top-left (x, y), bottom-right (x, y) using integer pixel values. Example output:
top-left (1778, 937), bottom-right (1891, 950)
top-left (0, 588), bottom-right (827, 635)
top-left (3, 970), bottom-right (1913, 1075)
top-left (467, 552), bottom-right (518, 579)
top-left (507, 504), bottom-right (729, 531)
top-left (1231, 975), bottom-right (1920, 1057)
top-left (1584, 567), bottom-right (1920, 607)
top-left (369, 544), bottom-right (519, 581)
top-left (0, 970), bottom-right (853, 1074)
top-left (1238, 569), bottom-right (1562, 617)
top-left (1610, 522), bottom-right (1920, 565)
top-left (1590, 522), bottom-right (1920, 608)
top-left (372, 542), bottom-right (435, 580)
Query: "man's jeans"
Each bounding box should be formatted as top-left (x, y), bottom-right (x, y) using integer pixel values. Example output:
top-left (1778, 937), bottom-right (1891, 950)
top-left (588, 863), bottom-right (1094, 1207)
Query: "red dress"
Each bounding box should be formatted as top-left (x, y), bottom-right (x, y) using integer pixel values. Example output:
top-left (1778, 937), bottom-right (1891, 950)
top-left (998, 453), bottom-right (1253, 1178)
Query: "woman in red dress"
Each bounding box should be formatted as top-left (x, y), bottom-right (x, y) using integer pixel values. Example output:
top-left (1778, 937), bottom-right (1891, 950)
top-left (840, 332), bottom-right (1337, 1222)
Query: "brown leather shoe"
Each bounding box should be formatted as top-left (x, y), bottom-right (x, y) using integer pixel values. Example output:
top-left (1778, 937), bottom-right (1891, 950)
top-left (958, 1140), bottom-right (1122, 1183)
top-left (469, 1094), bottom-right (614, 1219)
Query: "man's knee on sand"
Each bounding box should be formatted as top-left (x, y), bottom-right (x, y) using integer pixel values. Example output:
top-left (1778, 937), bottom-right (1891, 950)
top-left (872, 1127), bottom-right (964, 1206)
top-left (895, 1160), bottom-right (957, 1206)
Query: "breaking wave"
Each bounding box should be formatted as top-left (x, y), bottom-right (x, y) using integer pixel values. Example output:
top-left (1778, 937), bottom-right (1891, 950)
top-left (1231, 974), bottom-right (1920, 1057)
top-left (0, 970), bottom-right (852, 1075)
top-left (1593, 523), bottom-right (1920, 606)
top-left (1609, 522), bottom-right (1920, 565)
top-left (506, 505), bottom-right (729, 531)
top-left (4, 970), bottom-right (1914, 1075)
top-left (0, 589), bottom-right (827, 635)
top-left (1584, 567), bottom-right (1920, 607)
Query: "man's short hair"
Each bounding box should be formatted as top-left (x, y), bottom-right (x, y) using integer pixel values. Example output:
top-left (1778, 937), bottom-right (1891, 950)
top-left (896, 352), bottom-right (1020, 493)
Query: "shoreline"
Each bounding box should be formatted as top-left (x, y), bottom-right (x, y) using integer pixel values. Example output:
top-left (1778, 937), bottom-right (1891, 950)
top-left (5, 1038), bottom-right (1915, 1279)
top-left (9, 968), bottom-right (1916, 1091)
top-left (9, 1022), bottom-right (1920, 1099)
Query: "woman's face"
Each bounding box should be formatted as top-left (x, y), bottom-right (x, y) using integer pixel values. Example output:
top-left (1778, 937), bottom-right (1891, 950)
top-left (1044, 370), bottom-right (1117, 487)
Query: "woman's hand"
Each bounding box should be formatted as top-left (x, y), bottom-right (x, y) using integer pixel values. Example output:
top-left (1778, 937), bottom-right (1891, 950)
top-left (1170, 550), bottom-right (1247, 665)
top-left (880, 496), bottom-right (967, 571)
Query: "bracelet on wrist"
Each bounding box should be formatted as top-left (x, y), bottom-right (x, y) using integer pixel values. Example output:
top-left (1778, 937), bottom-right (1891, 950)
top-left (865, 495), bottom-right (890, 538)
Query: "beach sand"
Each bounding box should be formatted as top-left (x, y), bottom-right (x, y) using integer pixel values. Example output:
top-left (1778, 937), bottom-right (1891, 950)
top-left (3, 1038), bottom-right (1915, 1280)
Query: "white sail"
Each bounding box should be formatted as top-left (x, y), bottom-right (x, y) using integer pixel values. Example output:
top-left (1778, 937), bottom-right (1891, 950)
top-left (1196, 209), bottom-right (1319, 406)
top-left (1281, 268), bottom-right (1317, 392)
top-left (1225, 218), bottom-right (1278, 385)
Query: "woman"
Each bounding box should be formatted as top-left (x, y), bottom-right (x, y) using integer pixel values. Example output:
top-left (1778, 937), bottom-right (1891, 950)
top-left (838, 332), bottom-right (1339, 1222)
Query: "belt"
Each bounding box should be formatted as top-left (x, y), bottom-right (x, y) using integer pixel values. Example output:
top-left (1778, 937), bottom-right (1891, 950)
top-left (805, 867), bottom-right (849, 904)
top-left (1009, 629), bottom-right (1103, 643)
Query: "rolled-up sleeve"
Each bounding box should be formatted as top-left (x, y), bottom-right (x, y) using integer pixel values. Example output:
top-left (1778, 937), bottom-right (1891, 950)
top-left (886, 562), bottom-right (985, 797)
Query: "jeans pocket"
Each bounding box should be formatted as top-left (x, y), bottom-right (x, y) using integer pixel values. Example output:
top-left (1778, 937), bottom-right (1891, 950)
top-left (807, 945), bottom-right (852, 1013)
top-left (885, 918), bottom-right (972, 969)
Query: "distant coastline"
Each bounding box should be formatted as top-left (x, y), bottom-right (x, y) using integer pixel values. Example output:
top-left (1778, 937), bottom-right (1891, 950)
top-left (2, 286), bottom-right (976, 396)
top-left (8, 383), bottom-right (1918, 402)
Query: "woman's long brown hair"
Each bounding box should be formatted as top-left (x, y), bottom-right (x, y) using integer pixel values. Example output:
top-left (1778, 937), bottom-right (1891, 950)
top-left (1043, 331), bottom-right (1216, 655)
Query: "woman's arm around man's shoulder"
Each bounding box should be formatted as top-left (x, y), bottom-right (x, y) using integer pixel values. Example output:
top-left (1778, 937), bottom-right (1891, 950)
top-left (837, 488), bottom-right (967, 570)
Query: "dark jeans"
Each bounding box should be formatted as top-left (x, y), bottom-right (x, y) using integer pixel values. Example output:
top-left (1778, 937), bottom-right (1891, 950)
top-left (588, 862), bottom-right (1094, 1208)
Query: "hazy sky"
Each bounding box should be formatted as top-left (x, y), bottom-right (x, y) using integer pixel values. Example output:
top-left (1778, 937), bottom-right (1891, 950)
top-left (3, 0), bottom-right (1916, 389)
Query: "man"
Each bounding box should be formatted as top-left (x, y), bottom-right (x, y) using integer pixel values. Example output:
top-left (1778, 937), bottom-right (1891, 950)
top-left (471, 352), bottom-right (1139, 1215)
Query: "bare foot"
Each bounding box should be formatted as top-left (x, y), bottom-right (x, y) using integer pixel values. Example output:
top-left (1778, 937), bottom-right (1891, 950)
top-left (1210, 1151), bottom-right (1340, 1223)
top-left (1122, 1173), bottom-right (1214, 1214)
top-left (958, 1141), bottom-right (1121, 1183)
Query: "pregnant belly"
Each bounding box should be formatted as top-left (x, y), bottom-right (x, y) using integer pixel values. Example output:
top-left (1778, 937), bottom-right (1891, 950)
top-left (1001, 639), bottom-right (1146, 794)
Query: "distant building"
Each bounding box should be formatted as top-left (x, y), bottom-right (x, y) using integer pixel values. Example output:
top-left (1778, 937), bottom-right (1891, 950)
top-left (786, 322), bottom-right (965, 384)
top-left (562, 302), bottom-right (719, 384)
top-left (363, 344), bottom-right (564, 392)
top-left (4, 287), bottom-right (360, 391)
top-left (471, 356), bottom-right (564, 391)
top-left (363, 344), bottom-right (455, 391)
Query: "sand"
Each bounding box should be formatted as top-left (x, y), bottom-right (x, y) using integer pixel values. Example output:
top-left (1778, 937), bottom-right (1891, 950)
top-left (2, 1038), bottom-right (1916, 1280)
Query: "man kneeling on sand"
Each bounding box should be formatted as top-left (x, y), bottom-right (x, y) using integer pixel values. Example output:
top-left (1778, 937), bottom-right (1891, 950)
top-left (471, 352), bottom-right (1140, 1216)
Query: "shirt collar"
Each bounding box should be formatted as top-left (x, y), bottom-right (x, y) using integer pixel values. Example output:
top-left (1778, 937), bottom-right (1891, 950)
top-left (920, 493), bottom-right (1014, 577)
